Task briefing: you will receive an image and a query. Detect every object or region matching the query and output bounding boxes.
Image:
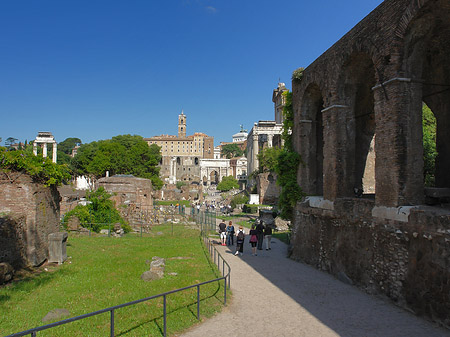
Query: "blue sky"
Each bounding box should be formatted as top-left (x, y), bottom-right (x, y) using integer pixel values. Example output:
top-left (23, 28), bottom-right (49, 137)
top-left (0, 0), bottom-right (383, 146)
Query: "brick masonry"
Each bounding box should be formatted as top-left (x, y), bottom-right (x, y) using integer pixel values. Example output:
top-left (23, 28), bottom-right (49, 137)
top-left (0, 170), bottom-right (60, 267)
top-left (290, 0), bottom-right (450, 328)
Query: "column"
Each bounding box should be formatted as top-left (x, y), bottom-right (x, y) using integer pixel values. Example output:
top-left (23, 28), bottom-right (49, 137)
top-left (267, 134), bottom-right (273, 148)
top-left (43, 143), bottom-right (48, 158)
top-left (52, 143), bottom-right (57, 163)
top-left (253, 133), bottom-right (259, 172)
top-left (372, 78), bottom-right (424, 206)
top-left (33, 142), bottom-right (38, 156)
top-left (321, 105), bottom-right (352, 201)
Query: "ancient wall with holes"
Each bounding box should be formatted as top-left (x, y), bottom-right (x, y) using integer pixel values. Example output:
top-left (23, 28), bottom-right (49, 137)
top-left (290, 0), bottom-right (450, 327)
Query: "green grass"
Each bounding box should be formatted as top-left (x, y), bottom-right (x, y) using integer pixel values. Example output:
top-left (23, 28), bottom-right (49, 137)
top-left (154, 200), bottom-right (191, 207)
top-left (0, 225), bottom-right (227, 336)
top-left (272, 231), bottom-right (290, 244)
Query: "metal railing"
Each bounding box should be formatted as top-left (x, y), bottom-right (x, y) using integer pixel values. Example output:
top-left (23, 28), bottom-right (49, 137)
top-left (7, 214), bottom-right (231, 337)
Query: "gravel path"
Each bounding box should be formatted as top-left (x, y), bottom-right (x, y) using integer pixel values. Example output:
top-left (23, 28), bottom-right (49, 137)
top-left (181, 236), bottom-right (449, 337)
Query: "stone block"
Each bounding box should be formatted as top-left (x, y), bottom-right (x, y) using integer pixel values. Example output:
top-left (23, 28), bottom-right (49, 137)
top-left (48, 232), bottom-right (68, 264)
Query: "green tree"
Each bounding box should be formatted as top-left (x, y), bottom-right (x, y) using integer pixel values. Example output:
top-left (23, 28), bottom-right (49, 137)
top-left (63, 187), bottom-right (128, 232)
top-left (221, 144), bottom-right (244, 159)
top-left (5, 137), bottom-right (18, 149)
top-left (217, 175), bottom-right (239, 191)
top-left (71, 135), bottom-right (163, 189)
top-left (423, 104), bottom-right (437, 187)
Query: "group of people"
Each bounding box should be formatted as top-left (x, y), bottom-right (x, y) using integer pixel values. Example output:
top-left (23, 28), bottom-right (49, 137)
top-left (218, 219), bottom-right (272, 256)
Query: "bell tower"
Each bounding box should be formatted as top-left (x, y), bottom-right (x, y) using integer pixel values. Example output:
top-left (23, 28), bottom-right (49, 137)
top-left (178, 110), bottom-right (186, 138)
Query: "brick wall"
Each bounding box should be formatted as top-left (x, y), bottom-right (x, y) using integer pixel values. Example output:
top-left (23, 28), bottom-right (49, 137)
top-left (0, 171), bottom-right (60, 267)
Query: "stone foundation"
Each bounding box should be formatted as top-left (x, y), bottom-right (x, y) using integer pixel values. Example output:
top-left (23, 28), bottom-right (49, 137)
top-left (291, 198), bottom-right (450, 328)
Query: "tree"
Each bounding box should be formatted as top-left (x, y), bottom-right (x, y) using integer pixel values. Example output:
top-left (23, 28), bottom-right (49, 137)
top-left (221, 143), bottom-right (244, 159)
top-left (217, 175), bottom-right (239, 191)
top-left (423, 104), bottom-right (437, 187)
top-left (71, 134), bottom-right (163, 189)
top-left (0, 147), bottom-right (71, 186)
top-left (63, 187), bottom-right (128, 232)
top-left (5, 137), bottom-right (18, 149)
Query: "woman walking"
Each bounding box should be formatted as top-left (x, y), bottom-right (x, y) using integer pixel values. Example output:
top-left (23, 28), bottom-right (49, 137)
top-left (249, 224), bottom-right (258, 256)
top-left (235, 226), bottom-right (245, 256)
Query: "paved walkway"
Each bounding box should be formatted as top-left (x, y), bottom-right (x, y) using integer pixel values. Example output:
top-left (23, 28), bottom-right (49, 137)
top-left (181, 237), bottom-right (449, 337)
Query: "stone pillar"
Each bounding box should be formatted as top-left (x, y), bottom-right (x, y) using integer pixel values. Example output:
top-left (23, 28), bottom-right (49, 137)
top-left (321, 105), bottom-right (352, 200)
top-left (267, 134), bottom-right (273, 148)
top-left (297, 119), bottom-right (314, 195)
top-left (33, 143), bottom-right (38, 156)
top-left (52, 143), bottom-right (57, 163)
top-left (372, 78), bottom-right (424, 206)
top-left (253, 133), bottom-right (259, 172)
top-left (43, 143), bottom-right (48, 158)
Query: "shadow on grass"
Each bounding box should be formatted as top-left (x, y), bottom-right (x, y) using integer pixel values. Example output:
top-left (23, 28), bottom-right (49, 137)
top-left (3, 267), bottom-right (70, 296)
top-left (115, 282), bottom-right (223, 336)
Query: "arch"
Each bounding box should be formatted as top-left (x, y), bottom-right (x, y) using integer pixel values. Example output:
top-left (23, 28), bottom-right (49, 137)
top-left (403, 0), bottom-right (450, 189)
top-left (299, 83), bottom-right (325, 195)
top-left (339, 52), bottom-right (377, 196)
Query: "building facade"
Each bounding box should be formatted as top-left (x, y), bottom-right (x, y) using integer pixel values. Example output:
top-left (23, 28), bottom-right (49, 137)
top-left (144, 112), bottom-right (214, 184)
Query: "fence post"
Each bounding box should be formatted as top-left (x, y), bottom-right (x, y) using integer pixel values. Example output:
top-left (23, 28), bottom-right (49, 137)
top-left (224, 277), bottom-right (227, 305)
top-left (110, 309), bottom-right (115, 337)
top-left (163, 295), bottom-right (167, 337)
top-left (197, 285), bottom-right (200, 320)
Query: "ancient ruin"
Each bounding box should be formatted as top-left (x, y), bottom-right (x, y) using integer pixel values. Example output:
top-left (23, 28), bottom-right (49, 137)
top-left (291, 0), bottom-right (450, 327)
top-left (0, 171), bottom-right (61, 268)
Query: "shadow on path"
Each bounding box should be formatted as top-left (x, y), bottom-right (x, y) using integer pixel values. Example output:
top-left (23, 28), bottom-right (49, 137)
top-left (182, 237), bottom-right (449, 337)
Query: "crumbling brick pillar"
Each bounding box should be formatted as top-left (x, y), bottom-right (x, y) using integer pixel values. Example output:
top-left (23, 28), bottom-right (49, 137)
top-left (373, 78), bottom-right (424, 207)
top-left (322, 105), bottom-right (353, 201)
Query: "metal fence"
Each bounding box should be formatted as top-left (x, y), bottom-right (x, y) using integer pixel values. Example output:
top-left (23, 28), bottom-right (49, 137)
top-left (7, 209), bottom-right (231, 337)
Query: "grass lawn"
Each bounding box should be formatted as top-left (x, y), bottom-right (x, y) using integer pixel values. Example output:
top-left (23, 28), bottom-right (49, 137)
top-left (0, 225), bottom-right (226, 336)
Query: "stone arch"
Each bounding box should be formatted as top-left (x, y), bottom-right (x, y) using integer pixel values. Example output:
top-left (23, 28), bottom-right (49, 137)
top-left (298, 83), bottom-right (325, 195)
top-left (338, 52), bottom-right (377, 196)
top-left (403, 0), bottom-right (450, 189)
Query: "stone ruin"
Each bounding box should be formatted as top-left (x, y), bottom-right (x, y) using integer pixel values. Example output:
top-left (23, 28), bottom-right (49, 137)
top-left (290, 0), bottom-right (450, 328)
top-left (0, 170), bottom-right (61, 283)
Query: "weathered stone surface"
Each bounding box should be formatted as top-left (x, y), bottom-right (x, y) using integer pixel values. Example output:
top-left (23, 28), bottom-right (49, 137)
top-left (141, 256), bottom-right (166, 281)
top-left (0, 171), bottom-right (60, 268)
top-left (0, 262), bottom-right (14, 285)
top-left (48, 232), bottom-right (68, 264)
top-left (42, 309), bottom-right (70, 322)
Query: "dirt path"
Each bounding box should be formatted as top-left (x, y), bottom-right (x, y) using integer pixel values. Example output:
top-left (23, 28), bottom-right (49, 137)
top-left (181, 237), bottom-right (448, 337)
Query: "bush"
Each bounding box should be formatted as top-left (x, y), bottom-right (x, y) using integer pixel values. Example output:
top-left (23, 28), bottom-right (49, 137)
top-left (230, 194), bottom-right (249, 209)
top-left (243, 204), bottom-right (258, 214)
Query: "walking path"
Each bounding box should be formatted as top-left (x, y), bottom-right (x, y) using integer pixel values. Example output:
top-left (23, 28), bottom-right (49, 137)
top-left (181, 237), bottom-right (449, 337)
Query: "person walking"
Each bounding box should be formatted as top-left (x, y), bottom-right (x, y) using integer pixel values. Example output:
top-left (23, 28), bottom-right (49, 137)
top-left (235, 226), bottom-right (245, 256)
top-left (249, 224), bottom-right (258, 256)
top-left (264, 225), bottom-right (273, 250)
top-left (256, 220), bottom-right (265, 251)
top-left (226, 221), bottom-right (235, 246)
top-left (218, 220), bottom-right (227, 246)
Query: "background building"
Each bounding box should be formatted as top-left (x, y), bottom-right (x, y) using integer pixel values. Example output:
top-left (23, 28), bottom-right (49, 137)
top-left (144, 112), bottom-right (214, 184)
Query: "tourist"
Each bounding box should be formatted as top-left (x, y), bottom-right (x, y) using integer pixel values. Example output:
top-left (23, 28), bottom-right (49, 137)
top-left (256, 220), bottom-right (265, 250)
top-left (218, 220), bottom-right (227, 246)
top-left (249, 224), bottom-right (258, 256)
top-left (264, 225), bottom-right (272, 250)
top-left (226, 221), bottom-right (235, 246)
top-left (235, 226), bottom-right (245, 256)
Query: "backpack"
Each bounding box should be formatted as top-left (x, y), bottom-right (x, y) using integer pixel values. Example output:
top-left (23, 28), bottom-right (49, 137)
top-left (237, 230), bottom-right (244, 241)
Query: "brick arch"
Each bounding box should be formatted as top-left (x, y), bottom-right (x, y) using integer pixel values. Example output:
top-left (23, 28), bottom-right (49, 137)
top-left (295, 82), bottom-right (325, 196)
top-left (402, 0), bottom-right (450, 189)
top-left (337, 52), bottom-right (377, 196)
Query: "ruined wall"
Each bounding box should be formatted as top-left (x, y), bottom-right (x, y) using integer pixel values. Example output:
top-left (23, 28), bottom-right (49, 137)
top-left (0, 171), bottom-right (60, 267)
top-left (257, 172), bottom-right (281, 205)
top-left (291, 200), bottom-right (450, 328)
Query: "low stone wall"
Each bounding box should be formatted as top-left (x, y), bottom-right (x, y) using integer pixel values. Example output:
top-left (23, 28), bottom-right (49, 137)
top-left (0, 171), bottom-right (60, 267)
top-left (291, 198), bottom-right (450, 328)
